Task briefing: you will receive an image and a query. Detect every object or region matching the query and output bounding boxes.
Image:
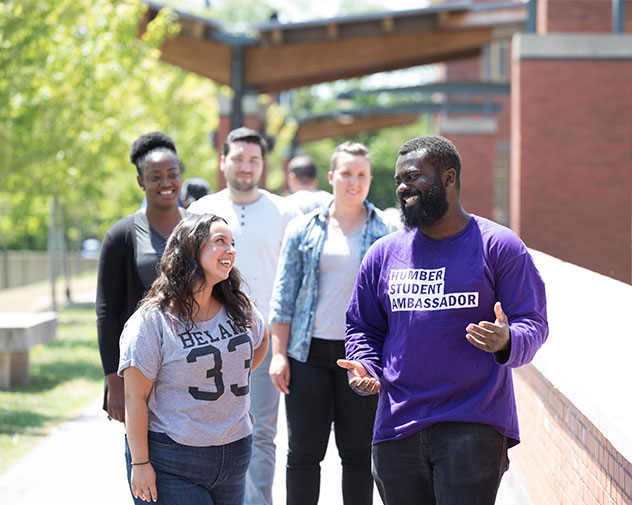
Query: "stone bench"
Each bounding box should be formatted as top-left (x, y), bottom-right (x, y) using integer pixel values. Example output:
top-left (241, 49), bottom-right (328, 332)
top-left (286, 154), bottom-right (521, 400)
top-left (0, 312), bottom-right (58, 389)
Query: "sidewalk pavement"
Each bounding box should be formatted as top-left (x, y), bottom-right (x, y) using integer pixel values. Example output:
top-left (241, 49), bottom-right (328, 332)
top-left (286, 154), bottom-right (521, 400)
top-left (0, 393), bottom-right (528, 505)
top-left (0, 272), bottom-right (99, 312)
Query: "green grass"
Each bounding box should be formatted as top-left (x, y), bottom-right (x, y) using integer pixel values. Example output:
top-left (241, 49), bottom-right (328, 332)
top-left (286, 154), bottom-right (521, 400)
top-left (0, 305), bottom-right (103, 474)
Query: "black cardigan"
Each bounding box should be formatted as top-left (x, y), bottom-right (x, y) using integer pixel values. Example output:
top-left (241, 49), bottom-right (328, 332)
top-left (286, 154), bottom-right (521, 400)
top-left (96, 213), bottom-right (152, 376)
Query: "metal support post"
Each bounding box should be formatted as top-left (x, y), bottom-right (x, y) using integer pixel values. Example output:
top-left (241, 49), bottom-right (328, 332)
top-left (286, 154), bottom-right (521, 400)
top-left (48, 196), bottom-right (58, 312)
top-left (527, 0), bottom-right (537, 33)
top-left (230, 46), bottom-right (245, 129)
top-left (613, 0), bottom-right (625, 33)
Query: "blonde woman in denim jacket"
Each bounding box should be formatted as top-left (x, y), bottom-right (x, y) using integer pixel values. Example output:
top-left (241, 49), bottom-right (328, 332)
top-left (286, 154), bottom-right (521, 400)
top-left (269, 142), bottom-right (397, 505)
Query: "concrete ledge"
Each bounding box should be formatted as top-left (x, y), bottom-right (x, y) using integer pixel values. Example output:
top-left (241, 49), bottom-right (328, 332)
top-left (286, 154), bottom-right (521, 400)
top-left (438, 117), bottom-right (498, 135)
top-left (0, 312), bottom-right (58, 388)
top-left (528, 250), bottom-right (632, 463)
top-left (0, 312), bottom-right (58, 350)
top-left (515, 33), bottom-right (632, 60)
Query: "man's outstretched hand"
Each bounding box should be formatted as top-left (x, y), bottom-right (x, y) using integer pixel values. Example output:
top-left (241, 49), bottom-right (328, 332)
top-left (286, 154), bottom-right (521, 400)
top-left (337, 359), bottom-right (380, 395)
top-left (466, 301), bottom-right (511, 354)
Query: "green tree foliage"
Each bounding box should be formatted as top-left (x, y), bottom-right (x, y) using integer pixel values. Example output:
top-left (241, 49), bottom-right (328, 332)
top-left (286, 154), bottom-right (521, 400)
top-left (0, 0), bottom-right (219, 250)
top-left (0, 0), bottom-right (434, 250)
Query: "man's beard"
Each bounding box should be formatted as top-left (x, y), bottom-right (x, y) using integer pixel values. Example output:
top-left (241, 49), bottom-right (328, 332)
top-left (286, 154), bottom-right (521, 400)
top-left (397, 177), bottom-right (449, 229)
top-left (227, 175), bottom-right (260, 193)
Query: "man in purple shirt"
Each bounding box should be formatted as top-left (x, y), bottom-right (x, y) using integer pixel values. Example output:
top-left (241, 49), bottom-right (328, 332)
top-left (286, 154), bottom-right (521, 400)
top-left (338, 135), bottom-right (548, 505)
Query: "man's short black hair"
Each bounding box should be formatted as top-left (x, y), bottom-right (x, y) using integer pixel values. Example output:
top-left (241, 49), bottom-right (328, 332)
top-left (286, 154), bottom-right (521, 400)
top-left (398, 135), bottom-right (461, 186)
top-left (288, 155), bottom-right (317, 183)
top-left (222, 127), bottom-right (268, 158)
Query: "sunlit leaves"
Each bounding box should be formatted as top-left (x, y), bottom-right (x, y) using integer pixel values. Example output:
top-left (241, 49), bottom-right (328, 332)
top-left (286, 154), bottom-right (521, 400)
top-left (0, 0), bottom-right (218, 249)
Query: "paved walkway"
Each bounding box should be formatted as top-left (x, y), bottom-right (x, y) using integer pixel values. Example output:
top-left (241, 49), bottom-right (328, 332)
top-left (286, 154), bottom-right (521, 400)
top-left (0, 394), bottom-right (529, 505)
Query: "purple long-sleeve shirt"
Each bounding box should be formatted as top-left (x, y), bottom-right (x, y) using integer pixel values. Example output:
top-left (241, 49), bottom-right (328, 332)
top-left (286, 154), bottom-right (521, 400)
top-left (345, 216), bottom-right (548, 446)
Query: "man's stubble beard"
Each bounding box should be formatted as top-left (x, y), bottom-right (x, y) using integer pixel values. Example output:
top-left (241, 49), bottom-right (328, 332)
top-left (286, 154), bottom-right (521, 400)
top-left (227, 174), bottom-right (261, 194)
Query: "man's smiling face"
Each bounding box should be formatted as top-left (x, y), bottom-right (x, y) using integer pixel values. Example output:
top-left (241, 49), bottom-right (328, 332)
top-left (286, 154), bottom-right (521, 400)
top-left (394, 150), bottom-right (449, 229)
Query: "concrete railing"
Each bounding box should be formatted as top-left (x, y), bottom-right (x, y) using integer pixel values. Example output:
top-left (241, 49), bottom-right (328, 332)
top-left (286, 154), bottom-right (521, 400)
top-left (0, 312), bottom-right (58, 389)
top-left (0, 251), bottom-right (97, 290)
top-left (511, 250), bottom-right (632, 504)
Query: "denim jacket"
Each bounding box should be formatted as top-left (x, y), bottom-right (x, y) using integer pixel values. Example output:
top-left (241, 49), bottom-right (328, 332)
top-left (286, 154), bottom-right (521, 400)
top-left (269, 201), bottom-right (397, 362)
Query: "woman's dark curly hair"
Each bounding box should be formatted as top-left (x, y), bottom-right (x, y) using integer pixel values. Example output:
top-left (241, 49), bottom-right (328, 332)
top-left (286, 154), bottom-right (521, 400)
top-left (140, 214), bottom-right (253, 333)
top-left (129, 131), bottom-right (185, 177)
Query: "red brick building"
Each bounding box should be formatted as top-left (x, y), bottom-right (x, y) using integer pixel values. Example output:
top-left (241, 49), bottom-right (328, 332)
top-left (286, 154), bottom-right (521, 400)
top-left (439, 0), bottom-right (632, 284)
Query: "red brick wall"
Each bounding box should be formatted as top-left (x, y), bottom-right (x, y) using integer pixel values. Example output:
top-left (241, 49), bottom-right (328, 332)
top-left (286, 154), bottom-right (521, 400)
top-left (511, 365), bottom-right (632, 504)
top-left (444, 133), bottom-right (496, 220)
top-left (538, 0), bottom-right (632, 34)
top-left (442, 53), bottom-right (513, 224)
top-left (511, 58), bottom-right (632, 283)
top-left (446, 57), bottom-right (480, 81)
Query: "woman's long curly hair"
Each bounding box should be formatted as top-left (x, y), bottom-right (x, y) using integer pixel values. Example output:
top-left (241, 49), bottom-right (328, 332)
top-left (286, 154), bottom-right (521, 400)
top-left (141, 214), bottom-right (253, 333)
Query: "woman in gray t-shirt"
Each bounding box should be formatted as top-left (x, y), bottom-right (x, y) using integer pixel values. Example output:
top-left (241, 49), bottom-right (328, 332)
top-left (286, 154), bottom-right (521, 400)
top-left (119, 214), bottom-right (269, 505)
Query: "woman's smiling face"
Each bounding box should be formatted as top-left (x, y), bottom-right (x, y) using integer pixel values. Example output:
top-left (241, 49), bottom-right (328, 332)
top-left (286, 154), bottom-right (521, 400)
top-left (328, 153), bottom-right (372, 205)
top-left (138, 151), bottom-right (182, 210)
top-left (198, 220), bottom-right (236, 286)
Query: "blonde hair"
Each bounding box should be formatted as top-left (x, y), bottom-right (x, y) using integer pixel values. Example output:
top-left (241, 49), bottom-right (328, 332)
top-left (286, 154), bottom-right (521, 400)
top-left (329, 141), bottom-right (371, 173)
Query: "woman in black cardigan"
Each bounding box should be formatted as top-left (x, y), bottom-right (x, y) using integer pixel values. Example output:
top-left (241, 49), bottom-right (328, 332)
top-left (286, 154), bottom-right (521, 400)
top-left (96, 131), bottom-right (186, 422)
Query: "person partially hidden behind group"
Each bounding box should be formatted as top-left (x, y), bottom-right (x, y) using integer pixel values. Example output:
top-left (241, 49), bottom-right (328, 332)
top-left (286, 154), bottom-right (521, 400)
top-left (119, 214), bottom-right (269, 505)
top-left (284, 154), bottom-right (333, 214)
top-left (96, 131), bottom-right (186, 423)
top-left (181, 177), bottom-right (211, 209)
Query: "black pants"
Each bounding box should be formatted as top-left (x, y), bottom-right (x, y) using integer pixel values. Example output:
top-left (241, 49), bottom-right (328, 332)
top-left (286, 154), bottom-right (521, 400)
top-left (372, 422), bottom-right (509, 505)
top-left (285, 338), bottom-right (378, 505)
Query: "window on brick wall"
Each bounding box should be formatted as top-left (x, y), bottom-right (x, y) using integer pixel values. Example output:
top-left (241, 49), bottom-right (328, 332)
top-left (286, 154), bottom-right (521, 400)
top-left (482, 41), bottom-right (510, 82)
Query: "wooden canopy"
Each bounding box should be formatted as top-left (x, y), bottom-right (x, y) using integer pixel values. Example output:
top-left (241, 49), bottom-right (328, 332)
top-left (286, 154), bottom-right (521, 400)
top-left (294, 96), bottom-right (506, 144)
top-left (142, 1), bottom-right (527, 94)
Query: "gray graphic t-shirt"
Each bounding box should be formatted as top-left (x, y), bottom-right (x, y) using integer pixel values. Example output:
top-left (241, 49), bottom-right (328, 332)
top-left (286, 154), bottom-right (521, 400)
top-left (118, 304), bottom-right (265, 447)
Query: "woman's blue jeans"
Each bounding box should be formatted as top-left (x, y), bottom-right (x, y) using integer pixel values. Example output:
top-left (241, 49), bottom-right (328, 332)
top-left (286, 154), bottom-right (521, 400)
top-left (372, 422), bottom-right (509, 505)
top-left (125, 431), bottom-right (252, 505)
top-left (285, 338), bottom-right (378, 505)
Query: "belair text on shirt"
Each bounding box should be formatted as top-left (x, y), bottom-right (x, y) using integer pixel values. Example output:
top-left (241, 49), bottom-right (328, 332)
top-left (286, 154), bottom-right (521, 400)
top-left (178, 318), bottom-right (245, 349)
top-left (388, 268), bottom-right (479, 312)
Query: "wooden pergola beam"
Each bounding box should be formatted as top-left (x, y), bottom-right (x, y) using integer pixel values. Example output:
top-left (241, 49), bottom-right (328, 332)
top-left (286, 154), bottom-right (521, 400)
top-left (294, 96), bottom-right (504, 144)
top-left (142, 1), bottom-right (527, 93)
top-left (139, 10), bottom-right (233, 84)
top-left (255, 3), bottom-right (526, 46)
top-left (159, 34), bottom-right (232, 83)
top-left (296, 114), bottom-right (421, 144)
top-left (250, 49), bottom-right (483, 93)
top-left (245, 29), bottom-right (493, 92)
